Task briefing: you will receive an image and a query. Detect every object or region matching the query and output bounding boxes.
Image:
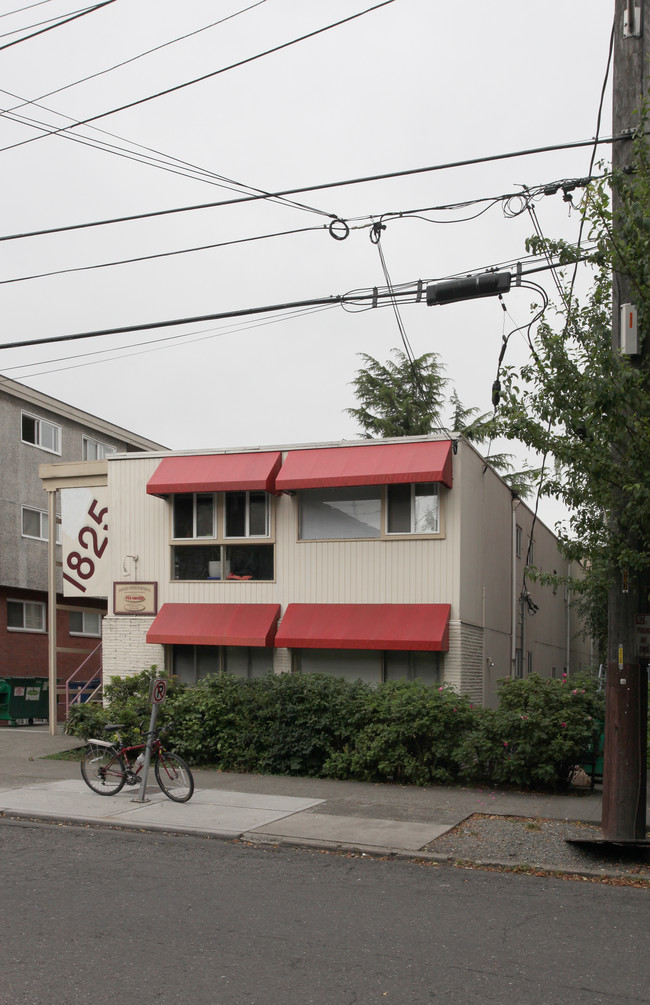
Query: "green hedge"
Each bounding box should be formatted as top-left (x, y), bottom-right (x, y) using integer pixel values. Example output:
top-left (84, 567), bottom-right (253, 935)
top-left (65, 668), bottom-right (605, 791)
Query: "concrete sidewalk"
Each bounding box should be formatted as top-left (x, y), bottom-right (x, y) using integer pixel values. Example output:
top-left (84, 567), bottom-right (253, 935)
top-left (0, 725), bottom-right (647, 877)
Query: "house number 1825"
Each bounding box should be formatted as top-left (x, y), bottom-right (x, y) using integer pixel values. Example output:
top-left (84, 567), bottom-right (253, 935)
top-left (63, 498), bottom-right (108, 594)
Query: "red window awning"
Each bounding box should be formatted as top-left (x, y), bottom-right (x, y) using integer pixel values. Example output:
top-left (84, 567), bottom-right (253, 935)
top-left (275, 603), bottom-right (451, 651)
top-left (146, 451), bottom-right (283, 497)
top-left (274, 440), bottom-right (452, 491)
top-left (146, 603), bottom-right (281, 647)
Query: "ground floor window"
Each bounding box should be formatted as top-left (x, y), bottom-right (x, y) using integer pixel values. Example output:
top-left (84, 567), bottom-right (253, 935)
top-left (172, 644), bottom-right (273, 684)
top-left (7, 599), bottom-right (46, 632)
top-left (296, 649), bottom-right (442, 686)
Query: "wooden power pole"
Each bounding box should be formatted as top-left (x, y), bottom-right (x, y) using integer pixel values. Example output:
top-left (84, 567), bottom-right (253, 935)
top-left (602, 0), bottom-right (649, 841)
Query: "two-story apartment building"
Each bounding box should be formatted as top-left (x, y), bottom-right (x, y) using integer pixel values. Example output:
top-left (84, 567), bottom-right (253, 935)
top-left (42, 434), bottom-right (592, 709)
top-left (1, 375), bottom-right (164, 709)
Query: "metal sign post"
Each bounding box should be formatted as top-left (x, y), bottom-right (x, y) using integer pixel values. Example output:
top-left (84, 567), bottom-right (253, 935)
top-left (133, 678), bottom-right (167, 803)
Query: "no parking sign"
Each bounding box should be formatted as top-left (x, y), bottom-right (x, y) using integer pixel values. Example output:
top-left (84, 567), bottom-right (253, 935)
top-left (149, 678), bottom-right (167, 704)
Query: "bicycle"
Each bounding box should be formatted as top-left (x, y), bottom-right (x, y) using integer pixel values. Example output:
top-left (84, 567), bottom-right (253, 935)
top-left (80, 723), bottom-right (194, 802)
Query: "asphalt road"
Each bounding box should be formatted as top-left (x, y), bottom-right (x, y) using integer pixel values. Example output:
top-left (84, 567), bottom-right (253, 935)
top-left (2, 819), bottom-right (648, 1005)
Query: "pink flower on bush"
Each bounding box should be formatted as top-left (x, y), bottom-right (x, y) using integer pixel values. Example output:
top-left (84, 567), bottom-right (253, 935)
top-left (561, 722), bottom-right (567, 728)
top-left (503, 741), bottom-right (508, 747)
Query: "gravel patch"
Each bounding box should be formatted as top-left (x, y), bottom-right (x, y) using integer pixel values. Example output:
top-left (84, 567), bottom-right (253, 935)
top-left (425, 814), bottom-right (650, 880)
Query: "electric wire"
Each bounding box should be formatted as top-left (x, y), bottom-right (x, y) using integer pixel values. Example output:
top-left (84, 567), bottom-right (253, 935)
top-left (0, 0), bottom-right (61, 16)
top-left (2, 0), bottom-right (268, 110)
top-left (0, 93), bottom-right (333, 219)
top-left (0, 0), bottom-right (114, 50)
top-left (3, 1), bottom-right (395, 137)
top-left (0, 223), bottom-right (326, 286)
top-left (0, 303), bottom-right (339, 381)
top-left (0, 141), bottom-right (627, 245)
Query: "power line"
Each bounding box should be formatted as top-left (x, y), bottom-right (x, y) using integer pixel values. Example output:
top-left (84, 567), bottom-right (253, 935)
top-left (0, 134), bottom-right (626, 244)
top-left (0, 0), bottom-right (114, 50)
top-left (5, 0), bottom-right (394, 140)
top-left (2, 0), bottom-right (268, 109)
top-left (0, 224), bottom-right (325, 285)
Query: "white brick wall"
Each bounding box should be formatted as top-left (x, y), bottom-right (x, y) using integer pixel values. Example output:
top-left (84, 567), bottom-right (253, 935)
top-left (442, 619), bottom-right (484, 703)
top-left (102, 616), bottom-right (163, 687)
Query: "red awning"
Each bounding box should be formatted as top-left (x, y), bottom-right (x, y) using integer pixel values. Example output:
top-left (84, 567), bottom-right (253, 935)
top-left (146, 603), bottom-right (281, 646)
top-left (275, 604), bottom-right (451, 651)
top-left (275, 440), bottom-right (452, 491)
top-left (147, 452), bottom-right (282, 496)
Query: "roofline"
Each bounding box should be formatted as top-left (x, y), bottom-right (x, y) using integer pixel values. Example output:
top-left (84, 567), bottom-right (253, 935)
top-left (0, 374), bottom-right (166, 452)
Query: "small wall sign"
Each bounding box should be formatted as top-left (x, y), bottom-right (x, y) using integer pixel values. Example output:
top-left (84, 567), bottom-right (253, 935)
top-left (113, 582), bottom-right (158, 616)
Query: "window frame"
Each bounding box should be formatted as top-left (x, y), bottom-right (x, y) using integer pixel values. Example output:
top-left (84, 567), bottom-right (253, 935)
top-left (69, 610), bottom-right (102, 637)
top-left (21, 505), bottom-right (61, 544)
top-left (21, 411), bottom-right (61, 455)
top-left (169, 491), bottom-right (275, 582)
top-left (7, 599), bottom-right (46, 633)
top-left (386, 482), bottom-right (440, 536)
top-left (82, 436), bottom-right (117, 461)
top-left (224, 490), bottom-right (271, 539)
top-left (297, 483), bottom-right (444, 542)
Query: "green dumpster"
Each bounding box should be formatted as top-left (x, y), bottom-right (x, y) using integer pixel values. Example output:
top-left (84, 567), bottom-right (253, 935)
top-left (0, 677), bottom-right (49, 726)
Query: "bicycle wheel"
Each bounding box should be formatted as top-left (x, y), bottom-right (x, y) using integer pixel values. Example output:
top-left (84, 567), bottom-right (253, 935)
top-left (81, 744), bottom-right (126, 796)
top-left (154, 752), bottom-right (194, 802)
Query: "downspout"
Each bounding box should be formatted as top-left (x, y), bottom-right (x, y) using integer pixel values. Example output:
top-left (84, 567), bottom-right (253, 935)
top-left (511, 497), bottom-right (521, 675)
top-left (566, 561), bottom-right (571, 674)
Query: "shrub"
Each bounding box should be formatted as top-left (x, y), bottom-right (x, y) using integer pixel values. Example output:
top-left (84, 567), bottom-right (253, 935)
top-left (458, 672), bottom-right (604, 790)
top-left (324, 681), bottom-right (479, 785)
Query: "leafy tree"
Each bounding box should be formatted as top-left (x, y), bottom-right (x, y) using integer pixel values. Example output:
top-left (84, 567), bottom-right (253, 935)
top-left (447, 389), bottom-right (541, 500)
top-left (346, 348), bottom-right (447, 437)
top-left (492, 129), bottom-right (650, 654)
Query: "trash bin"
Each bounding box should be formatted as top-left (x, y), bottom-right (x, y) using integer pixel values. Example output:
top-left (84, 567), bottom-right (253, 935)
top-left (0, 677), bottom-right (49, 726)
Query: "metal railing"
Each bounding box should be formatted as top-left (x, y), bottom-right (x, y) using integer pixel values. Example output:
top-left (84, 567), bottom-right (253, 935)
top-left (64, 643), bottom-right (102, 714)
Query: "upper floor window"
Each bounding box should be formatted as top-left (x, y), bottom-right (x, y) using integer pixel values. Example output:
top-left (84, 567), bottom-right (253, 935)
top-left (172, 493), bottom-right (216, 539)
top-left (7, 599), bottom-right (46, 632)
top-left (82, 436), bottom-right (117, 461)
top-left (170, 491), bottom-right (273, 581)
top-left (225, 491), bottom-right (270, 538)
top-left (21, 412), bottom-right (60, 454)
top-left (386, 483), bottom-right (439, 535)
top-left (515, 525), bottom-right (522, 557)
top-left (300, 486), bottom-right (381, 540)
top-left (69, 610), bottom-right (102, 637)
top-left (299, 483), bottom-right (441, 541)
top-left (22, 506), bottom-right (61, 544)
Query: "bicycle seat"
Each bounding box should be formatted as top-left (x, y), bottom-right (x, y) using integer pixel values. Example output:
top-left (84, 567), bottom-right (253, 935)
top-left (104, 723), bottom-right (125, 731)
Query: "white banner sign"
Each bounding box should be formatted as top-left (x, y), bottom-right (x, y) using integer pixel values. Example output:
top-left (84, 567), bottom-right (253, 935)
top-left (61, 487), bottom-right (109, 598)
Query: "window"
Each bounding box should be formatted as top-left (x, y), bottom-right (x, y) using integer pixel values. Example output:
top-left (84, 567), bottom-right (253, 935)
top-left (172, 494), bottom-right (216, 539)
top-left (299, 483), bottom-right (441, 541)
top-left (225, 491), bottom-right (270, 538)
top-left (300, 486), bottom-right (382, 540)
top-left (170, 492), bottom-right (273, 581)
top-left (21, 412), bottom-right (61, 453)
top-left (82, 436), bottom-right (117, 460)
top-left (172, 544), bottom-right (274, 581)
top-left (527, 651), bottom-right (533, 675)
top-left (387, 483), bottom-right (439, 535)
top-left (172, 644), bottom-right (272, 683)
top-left (69, 611), bottom-right (102, 636)
top-left (7, 600), bottom-right (45, 632)
top-left (515, 525), bottom-right (522, 557)
top-left (21, 506), bottom-right (61, 543)
top-left (297, 648), bottom-right (441, 686)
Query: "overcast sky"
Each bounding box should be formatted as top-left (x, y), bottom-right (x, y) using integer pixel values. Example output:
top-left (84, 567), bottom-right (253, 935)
top-left (0, 0), bottom-right (614, 527)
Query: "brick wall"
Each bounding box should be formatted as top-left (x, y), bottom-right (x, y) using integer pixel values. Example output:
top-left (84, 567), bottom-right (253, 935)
top-left (102, 615), bottom-right (162, 687)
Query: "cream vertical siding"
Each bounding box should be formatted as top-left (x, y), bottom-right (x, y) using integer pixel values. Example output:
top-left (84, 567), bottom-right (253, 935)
top-left (107, 451), bottom-right (462, 614)
top-left (102, 440), bottom-right (592, 702)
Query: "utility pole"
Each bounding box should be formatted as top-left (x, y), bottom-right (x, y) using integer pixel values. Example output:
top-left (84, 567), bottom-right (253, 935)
top-left (602, 0), bottom-right (649, 841)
